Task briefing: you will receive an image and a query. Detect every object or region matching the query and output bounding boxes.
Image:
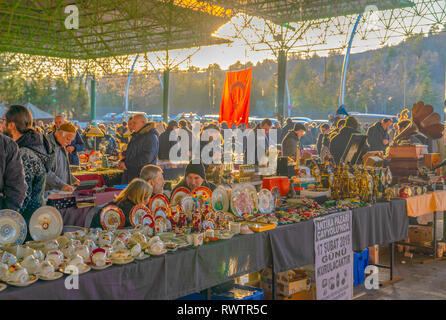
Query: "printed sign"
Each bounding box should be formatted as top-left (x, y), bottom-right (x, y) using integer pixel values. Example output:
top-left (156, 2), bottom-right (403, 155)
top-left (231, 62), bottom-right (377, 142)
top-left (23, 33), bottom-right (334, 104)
top-left (314, 211), bottom-right (353, 300)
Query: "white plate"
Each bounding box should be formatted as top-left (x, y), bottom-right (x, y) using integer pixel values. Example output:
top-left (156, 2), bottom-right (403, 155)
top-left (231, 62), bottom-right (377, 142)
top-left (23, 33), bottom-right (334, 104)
top-left (211, 186), bottom-right (230, 212)
top-left (90, 261), bottom-right (113, 270)
top-left (146, 249), bottom-right (167, 256)
top-left (110, 257), bottom-right (134, 265)
top-left (38, 271), bottom-right (63, 281)
top-left (0, 209), bottom-right (27, 245)
top-left (61, 264), bottom-right (91, 275)
top-left (0, 283), bottom-right (6, 292)
top-left (29, 206), bottom-right (63, 241)
top-left (7, 275), bottom-right (38, 287)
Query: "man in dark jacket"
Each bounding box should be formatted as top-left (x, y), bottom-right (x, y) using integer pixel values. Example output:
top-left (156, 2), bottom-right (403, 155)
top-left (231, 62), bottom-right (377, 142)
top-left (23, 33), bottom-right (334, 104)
top-left (3, 105), bottom-right (51, 222)
top-left (316, 123), bottom-right (330, 155)
top-left (281, 122), bottom-right (306, 161)
top-left (329, 116), bottom-right (360, 165)
top-left (55, 114), bottom-right (85, 165)
top-left (119, 114), bottom-right (159, 184)
top-left (178, 119), bottom-right (192, 157)
top-left (0, 129), bottom-right (27, 212)
top-left (281, 118), bottom-right (294, 142)
top-left (366, 119), bottom-right (392, 152)
top-left (171, 162), bottom-right (216, 195)
top-left (158, 120), bottom-right (178, 160)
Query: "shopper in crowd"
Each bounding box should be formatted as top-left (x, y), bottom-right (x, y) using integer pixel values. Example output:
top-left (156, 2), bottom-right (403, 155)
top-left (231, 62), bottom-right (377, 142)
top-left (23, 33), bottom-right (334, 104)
top-left (54, 114), bottom-right (85, 165)
top-left (119, 113), bottom-right (159, 184)
top-left (90, 178), bottom-right (153, 229)
top-left (316, 123), bottom-right (331, 157)
top-left (281, 118), bottom-right (294, 142)
top-left (97, 123), bottom-right (119, 156)
top-left (140, 164), bottom-right (165, 195)
top-left (178, 119), bottom-right (193, 156)
top-left (245, 118), bottom-right (273, 165)
top-left (158, 120), bottom-right (178, 160)
top-left (116, 121), bottom-right (129, 144)
top-left (366, 118), bottom-right (392, 152)
top-left (329, 118), bottom-right (345, 142)
top-left (46, 122), bottom-right (80, 192)
top-left (329, 116), bottom-right (361, 165)
top-left (281, 122), bottom-right (306, 161)
top-left (171, 162), bottom-right (216, 195)
top-left (2, 105), bottom-right (52, 223)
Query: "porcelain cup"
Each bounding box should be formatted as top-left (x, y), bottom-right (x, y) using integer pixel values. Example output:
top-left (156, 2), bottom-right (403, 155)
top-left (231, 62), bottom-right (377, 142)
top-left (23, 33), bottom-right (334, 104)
top-left (61, 244), bottom-right (75, 260)
top-left (0, 262), bottom-right (8, 280)
top-left (91, 248), bottom-right (107, 267)
top-left (1, 251), bottom-right (18, 266)
top-left (22, 256), bottom-right (41, 274)
top-left (68, 255), bottom-right (84, 268)
top-left (130, 243), bottom-right (142, 257)
top-left (38, 260), bottom-right (55, 278)
top-left (74, 245), bottom-right (90, 261)
top-left (8, 264), bottom-right (28, 283)
top-left (45, 250), bottom-right (64, 268)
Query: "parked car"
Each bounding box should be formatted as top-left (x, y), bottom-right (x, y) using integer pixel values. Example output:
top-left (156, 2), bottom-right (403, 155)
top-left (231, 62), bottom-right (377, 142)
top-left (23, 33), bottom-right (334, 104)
top-left (175, 112), bottom-right (201, 122)
top-left (348, 112), bottom-right (396, 126)
top-left (290, 116), bottom-right (312, 123)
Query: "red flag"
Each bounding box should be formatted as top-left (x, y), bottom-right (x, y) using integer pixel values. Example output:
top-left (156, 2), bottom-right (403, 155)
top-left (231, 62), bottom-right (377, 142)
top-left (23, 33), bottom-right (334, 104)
top-left (219, 68), bottom-right (252, 127)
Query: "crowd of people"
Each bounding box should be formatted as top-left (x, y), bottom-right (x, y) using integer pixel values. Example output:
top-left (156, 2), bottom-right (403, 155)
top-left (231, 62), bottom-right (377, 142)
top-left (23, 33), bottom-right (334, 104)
top-left (0, 103), bottom-right (434, 232)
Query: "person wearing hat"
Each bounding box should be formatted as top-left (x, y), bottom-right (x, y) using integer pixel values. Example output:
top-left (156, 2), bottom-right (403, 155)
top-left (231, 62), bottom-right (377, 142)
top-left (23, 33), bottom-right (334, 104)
top-left (170, 162), bottom-right (216, 195)
top-left (281, 122), bottom-right (306, 161)
top-left (45, 121), bottom-right (80, 193)
top-left (54, 114), bottom-right (85, 165)
top-left (329, 116), bottom-right (361, 165)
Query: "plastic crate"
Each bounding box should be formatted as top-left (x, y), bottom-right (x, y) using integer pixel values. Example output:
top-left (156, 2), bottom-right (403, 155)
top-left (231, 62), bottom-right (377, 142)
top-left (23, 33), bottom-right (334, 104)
top-left (353, 248), bottom-right (369, 286)
top-left (177, 285), bottom-right (264, 300)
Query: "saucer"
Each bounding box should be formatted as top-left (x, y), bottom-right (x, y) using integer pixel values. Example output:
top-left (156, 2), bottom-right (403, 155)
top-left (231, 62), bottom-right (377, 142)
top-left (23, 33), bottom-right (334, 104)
top-left (7, 275), bottom-right (38, 287)
top-left (90, 261), bottom-right (112, 270)
top-left (0, 283), bottom-right (6, 292)
top-left (146, 249), bottom-right (167, 256)
top-left (61, 264), bottom-right (91, 275)
top-left (134, 252), bottom-right (150, 261)
top-left (110, 256), bottom-right (134, 265)
top-left (38, 271), bottom-right (63, 281)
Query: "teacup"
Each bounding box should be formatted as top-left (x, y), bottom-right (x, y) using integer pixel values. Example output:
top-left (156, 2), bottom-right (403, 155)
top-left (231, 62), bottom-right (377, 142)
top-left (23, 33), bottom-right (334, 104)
top-left (56, 235), bottom-right (69, 248)
top-left (22, 256), bottom-right (41, 274)
top-left (193, 233), bottom-right (204, 247)
top-left (61, 244), bottom-right (76, 259)
top-left (90, 248), bottom-right (107, 267)
top-left (148, 236), bottom-right (161, 248)
top-left (102, 245), bottom-right (113, 257)
top-left (112, 239), bottom-right (126, 251)
top-left (45, 250), bottom-right (64, 268)
top-left (129, 243), bottom-right (142, 257)
top-left (111, 250), bottom-right (130, 261)
top-left (116, 231), bottom-right (131, 245)
top-left (64, 232), bottom-right (76, 240)
top-left (68, 255), bottom-right (84, 268)
top-left (1, 251), bottom-right (18, 266)
top-left (15, 245), bottom-right (29, 259)
top-left (38, 260), bottom-right (55, 278)
top-left (149, 238), bottom-right (164, 254)
top-left (7, 264), bottom-right (29, 283)
top-left (229, 222), bottom-right (241, 234)
top-left (44, 239), bottom-right (59, 252)
top-left (70, 239), bottom-right (82, 248)
top-left (0, 263), bottom-right (9, 281)
top-left (129, 232), bottom-right (147, 246)
top-left (32, 250), bottom-right (45, 262)
top-left (99, 233), bottom-right (113, 247)
top-left (83, 239), bottom-right (97, 253)
top-left (74, 245), bottom-right (90, 261)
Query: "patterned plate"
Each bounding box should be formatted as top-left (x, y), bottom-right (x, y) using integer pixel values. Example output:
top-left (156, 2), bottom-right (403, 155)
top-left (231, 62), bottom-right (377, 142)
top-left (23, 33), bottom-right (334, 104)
top-left (192, 186), bottom-right (212, 200)
top-left (180, 195), bottom-right (195, 219)
top-left (141, 214), bottom-right (155, 229)
top-left (129, 205), bottom-right (151, 228)
top-left (148, 194), bottom-right (169, 212)
top-left (29, 206), bottom-right (63, 241)
top-left (170, 187), bottom-right (191, 207)
top-left (155, 215), bottom-right (172, 233)
top-left (153, 206), bottom-right (168, 220)
top-left (100, 205), bottom-right (125, 230)
top-left (258, 189), bottom-right (274, 214)
top-left (0, 209), bottom-right (27, 245)
top-left (211, 186), bottom-right (229, 212)
top-left (230, 186), bottom-right (255, 217)
top-left (202, 219), bottom-right (215, 230)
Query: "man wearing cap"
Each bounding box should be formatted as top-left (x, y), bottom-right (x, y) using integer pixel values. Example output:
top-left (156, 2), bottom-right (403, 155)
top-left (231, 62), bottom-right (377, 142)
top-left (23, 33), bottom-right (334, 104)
top-left (54, 114), bottom-right (85, 165)
top-left (281, 122), bottom-right (306, 161)
top-left (46, 122), bottom-right (80, 192)
top-left (171, 162), bottom-right (216, 195)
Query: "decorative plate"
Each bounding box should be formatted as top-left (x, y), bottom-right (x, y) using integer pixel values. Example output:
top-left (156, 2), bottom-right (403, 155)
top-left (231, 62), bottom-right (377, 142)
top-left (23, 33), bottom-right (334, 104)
top-left (230, 186), bottom-right (255, 217)
top-left (202, 219), bottom-right (216, 230)
top-left (258, 189), bottom-right (274, 214)
top-left (180, 195), bottom-right (195, 219)
top-left (211, 186), bottom-right (230, 212)
top-left (148, 194), bottom-right (169, 212)
top-left (155, 216), bottom-right (171, 233)
top-left (29, 206), bottom-right (63, 242)
top-left (223, 212), bottom-right (235, 222)
top-left (170, 187), bottom-right (191, 207)
top-left (153, 206), bottom-right (168, 220)
top-left (0, 209), bottom-right (27, 245)
top-left (100, 205), bottom-right (125, 230)
top-left (38, 271), bottom-right (63, 281)
top-left (141, 214), bottom-right (155, 229)
top-left (7, 275), bottom-right (38, 287)
top-left (192, 186), bottom-right (212, 200)
top-left (129, 205), bottom-right (151, 228)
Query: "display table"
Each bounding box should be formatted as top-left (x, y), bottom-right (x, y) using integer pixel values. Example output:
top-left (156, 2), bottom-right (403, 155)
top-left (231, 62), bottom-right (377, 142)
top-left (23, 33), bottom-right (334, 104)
top-left (0, 200), bottom-right (409, 300)
top-left (73, 169), bottom-right (123, 188)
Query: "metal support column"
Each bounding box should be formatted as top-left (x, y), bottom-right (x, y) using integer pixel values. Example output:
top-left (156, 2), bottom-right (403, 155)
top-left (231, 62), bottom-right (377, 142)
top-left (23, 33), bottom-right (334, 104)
top-left (339, 14), bottom-right (362, 106)
top-left (125, 54), bottom-right (139, 121)
top-left (277, 50), bottom-right (287, 124)
top-left (90, 76), bottom-right (96, 121)
top-left (163, 68), bottom-right (170, 123)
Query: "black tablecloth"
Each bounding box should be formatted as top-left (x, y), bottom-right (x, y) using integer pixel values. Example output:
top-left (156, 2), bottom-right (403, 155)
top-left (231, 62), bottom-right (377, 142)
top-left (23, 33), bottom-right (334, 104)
top-left (0, 201), bottom-right (408, 299)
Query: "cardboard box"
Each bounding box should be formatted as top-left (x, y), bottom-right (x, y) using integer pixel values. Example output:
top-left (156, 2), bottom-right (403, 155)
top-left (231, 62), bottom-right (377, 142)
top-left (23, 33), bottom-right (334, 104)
top-left (261, 268), bottom-right (310, 297)
top-left (369, 245), bottom-right (379, 265)
top-left (260, 281), bottom-right (315, 300)
top-left (408, 225), bottom-right (433, 244)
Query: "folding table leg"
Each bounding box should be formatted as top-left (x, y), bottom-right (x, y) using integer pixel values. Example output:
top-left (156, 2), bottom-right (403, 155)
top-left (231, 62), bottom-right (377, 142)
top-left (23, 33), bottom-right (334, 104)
top-left (272, 268), bottom-right (276, 300)
top-left (434, 211), bottom-right (437, 258)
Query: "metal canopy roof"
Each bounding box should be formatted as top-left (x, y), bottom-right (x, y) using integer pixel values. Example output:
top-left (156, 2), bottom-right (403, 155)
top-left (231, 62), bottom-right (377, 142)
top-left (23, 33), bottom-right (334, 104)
top-left (0, 0), bottom-right (232, 59)
top-left (208, 0), bottom-right (415, 24)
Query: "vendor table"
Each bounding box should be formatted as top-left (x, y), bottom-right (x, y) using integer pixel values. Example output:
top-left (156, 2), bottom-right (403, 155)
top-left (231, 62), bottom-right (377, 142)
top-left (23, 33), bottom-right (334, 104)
top-left (73, 169), bottom-right (123, 188)
top-left (0, 200), bottom-right (408, 300)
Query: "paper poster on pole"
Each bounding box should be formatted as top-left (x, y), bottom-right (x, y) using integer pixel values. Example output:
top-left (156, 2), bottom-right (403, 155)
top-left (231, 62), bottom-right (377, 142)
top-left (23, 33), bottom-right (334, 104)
top-left (314, 211), bottom-right (353, 300)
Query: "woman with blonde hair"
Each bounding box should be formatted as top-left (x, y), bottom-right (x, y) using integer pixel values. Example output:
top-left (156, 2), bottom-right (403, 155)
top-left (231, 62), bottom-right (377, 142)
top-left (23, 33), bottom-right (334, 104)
top-left (90, 178), bottom-right (153, 229)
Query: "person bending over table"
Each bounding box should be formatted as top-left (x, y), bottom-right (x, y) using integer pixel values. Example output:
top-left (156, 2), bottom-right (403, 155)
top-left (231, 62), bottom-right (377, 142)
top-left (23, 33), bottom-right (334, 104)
top-left (171, 162), bottom-right (216, 196)
top-left (90, 178), bottom-right (153, 229)
top-left (140, 164), bottom-right (165, 194)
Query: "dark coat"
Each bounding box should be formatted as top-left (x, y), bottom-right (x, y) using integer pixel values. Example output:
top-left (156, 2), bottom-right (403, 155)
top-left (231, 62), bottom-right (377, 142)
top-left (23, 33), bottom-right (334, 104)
top-left (158, 128), bottom-right (177, 160)
top-left (316, 133), bottom-right (329, 155)
top-left (90, 199), bottom-right (135, 229)
top-left (366, 121), bottom-right (389, 152)
top-left (329, 126), bottom-right (360, 165)
top-left (171, 179), bottom-right (216, 197)
top-left (97, 134), bottom-right (118, 156)
top-left (16, 130), bottom-right (51, 221)
top-left (0, 133), bottom-right (27, 211)
top-left (68, 131), bottom-right (85, 165)
top-left (281, 122), bottom-right (294, 142)
top-left (281, 130), bottom-right (301, 159)
top-left (123, 122), bottom-right (159, 183)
